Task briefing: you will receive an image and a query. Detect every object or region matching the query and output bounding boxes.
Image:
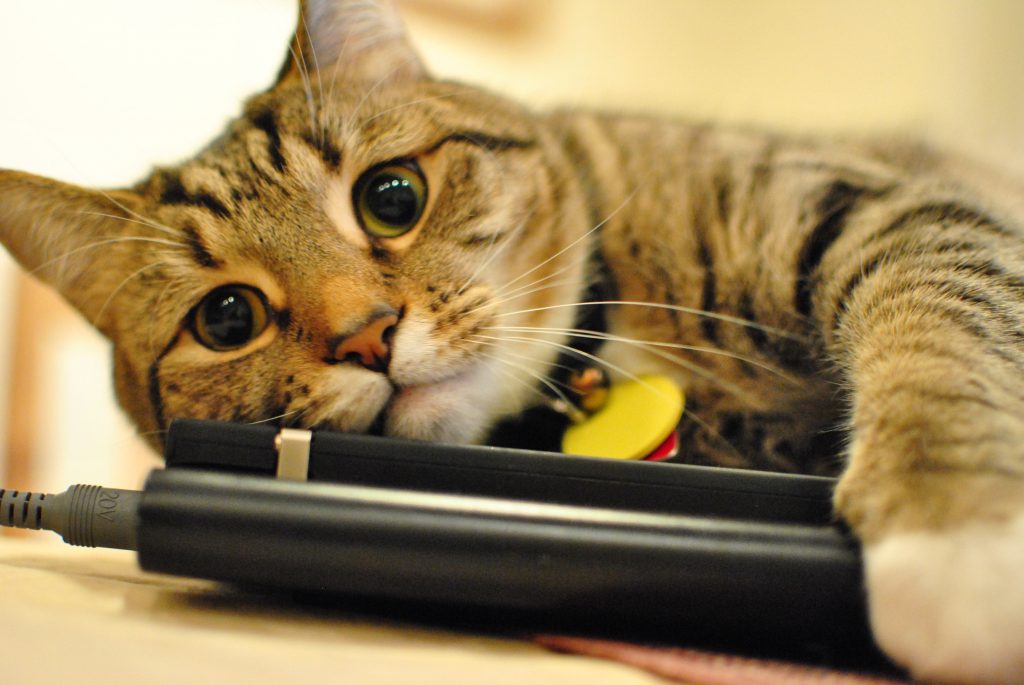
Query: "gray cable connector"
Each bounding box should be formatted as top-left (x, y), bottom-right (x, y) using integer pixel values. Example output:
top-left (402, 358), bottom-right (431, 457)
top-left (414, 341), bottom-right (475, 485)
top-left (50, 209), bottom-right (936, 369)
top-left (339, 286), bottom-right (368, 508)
top-left (0, 484), bottom-right (141, 550)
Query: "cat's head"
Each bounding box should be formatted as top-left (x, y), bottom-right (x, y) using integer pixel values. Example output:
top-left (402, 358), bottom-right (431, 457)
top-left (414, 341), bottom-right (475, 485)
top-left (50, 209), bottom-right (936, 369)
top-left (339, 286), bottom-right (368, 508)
top-left (0, 0), bottom-right (592, 449)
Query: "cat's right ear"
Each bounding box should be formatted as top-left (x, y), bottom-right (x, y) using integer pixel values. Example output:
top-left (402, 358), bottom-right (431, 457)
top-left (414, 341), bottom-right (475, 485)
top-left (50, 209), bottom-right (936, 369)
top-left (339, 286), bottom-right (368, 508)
top-left (276, 0), bottom-right (426, 87)
top-left (0, 169), bottom-right (148, 338)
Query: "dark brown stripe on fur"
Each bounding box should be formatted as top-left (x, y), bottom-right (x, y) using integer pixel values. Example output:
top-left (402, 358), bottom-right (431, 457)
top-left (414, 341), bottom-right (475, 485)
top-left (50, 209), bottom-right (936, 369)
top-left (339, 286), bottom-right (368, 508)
top-left (833, 259), bottom-right (1008, 345)
top-left (795, 180), bottom-right (883, 317)
top-left (876, 202), bottom-right (1008, 242)
top-left (952, 259), bottom-right (1024, 294)
top-left (749, 142), bottom-right (776, 195)
top-left (559, 126), bottom-right (604, 231)
top-left (370, 244), bottom-right (392, 263)
top-left (712, 162), bottom-right (733, 224)
top-left (653, 264), bottom-right (685, 336)
top-left (147, 334), bottom-right (179, 434)
top-left (928, 277), bottom-right (1024, 341)
top-left (699, 276), bottom-right (719, 342)
top-left (885, 384), bottom-right (1003, 412)
top-left (741, 141), bottom-right (776, 240)
top-left (461, 229), bottom-right (510, 248)
top-left (835, 239), bottom-right (998, 315)
top-left (694, 226), bottom-right (720, 344)
top-left (930, 279), bottom-right (1004, 322)
top-left (831, 253), bottom-right (886, 332)
top-left (250, 106), bottom-right (287, 172)
top-left (159, 172), bottom-right (232, 219)
top-left (427, 131), bottom-right (536, 155)
top-left (301, 132), bottom-right (342, 168)
top-left (876, 287), bottom-right (994, 344)
top-left (182, 223), bottom-right (220, 268)
top-left (247, 157), bottom-right (275, 186)
top-left (738, 291), bottom-right (769, 349)
top-left (830, 255), bottom-right (996, 337)
top-left (832, 237), bottom-right (1024, 333)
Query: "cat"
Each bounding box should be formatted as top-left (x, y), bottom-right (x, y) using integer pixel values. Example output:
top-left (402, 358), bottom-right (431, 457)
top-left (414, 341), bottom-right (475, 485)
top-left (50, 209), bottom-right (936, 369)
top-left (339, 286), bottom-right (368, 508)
top-left (1, 1), bottom-right (1023, 682)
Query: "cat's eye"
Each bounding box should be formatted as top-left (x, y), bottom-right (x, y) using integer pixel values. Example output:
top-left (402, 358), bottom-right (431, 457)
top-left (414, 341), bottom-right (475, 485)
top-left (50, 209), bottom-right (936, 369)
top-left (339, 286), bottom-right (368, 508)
top-left (353, 161), bottom-right (428, 238)
top-left (192, 285), bottom-right (270, 351)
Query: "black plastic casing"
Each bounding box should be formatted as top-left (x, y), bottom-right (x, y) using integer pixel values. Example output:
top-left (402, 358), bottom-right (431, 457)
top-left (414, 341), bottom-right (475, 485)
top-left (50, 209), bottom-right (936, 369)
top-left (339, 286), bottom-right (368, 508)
top-left (164, 419), bottom-right (836, 522)
top-left (151, 419), bottom-right (871, 652)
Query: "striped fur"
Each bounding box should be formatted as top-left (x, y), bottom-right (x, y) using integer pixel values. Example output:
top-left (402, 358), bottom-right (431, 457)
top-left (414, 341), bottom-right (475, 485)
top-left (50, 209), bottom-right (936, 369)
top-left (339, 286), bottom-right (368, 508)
top-left (1, 2), bottom-right (1023, 681)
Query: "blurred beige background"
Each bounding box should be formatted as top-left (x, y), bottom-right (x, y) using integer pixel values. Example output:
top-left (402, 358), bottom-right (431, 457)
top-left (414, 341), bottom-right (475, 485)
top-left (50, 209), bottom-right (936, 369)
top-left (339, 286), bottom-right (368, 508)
top-left (0, 0), bottom-right (1022, 493)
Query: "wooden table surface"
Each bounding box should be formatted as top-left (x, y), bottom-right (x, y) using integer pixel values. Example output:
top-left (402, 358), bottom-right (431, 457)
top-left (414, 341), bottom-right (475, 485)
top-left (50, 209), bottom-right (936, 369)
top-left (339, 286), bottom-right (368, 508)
top-left (1, 536), bottom-right (662, 684)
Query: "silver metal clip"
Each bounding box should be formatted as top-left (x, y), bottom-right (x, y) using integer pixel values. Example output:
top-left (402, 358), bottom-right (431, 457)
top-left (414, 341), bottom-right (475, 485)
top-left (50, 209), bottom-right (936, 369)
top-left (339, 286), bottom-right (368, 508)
top-left (274, 428), bottom-right (312, 481)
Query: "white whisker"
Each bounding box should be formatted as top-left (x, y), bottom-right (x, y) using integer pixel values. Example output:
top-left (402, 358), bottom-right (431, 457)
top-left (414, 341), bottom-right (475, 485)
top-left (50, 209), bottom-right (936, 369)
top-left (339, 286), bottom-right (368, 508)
top-left (499, 327), bottom-right (758, 403)
top-left (248, 408), bottom-right (304, 426)
top-left (289, 42), bottom-right (320, 142)
top-left (456, 215), bottom-right (529, 296)
top-left (343, 53), bottom-right (423, 151)
top-left (681, 410), bottom-right (749, 468)
top-left (487, 325), bottom-right (801, 385)
top-left (473, 345), bottom-right (575, 408)
top-left (482, 327), bottom-right (754, 403)
top-left (88, 188), bottom-right (183, 238)
top-left (146, 279), bottom-right (182, 357)
top-left (487, 275), bottom-right (581, 312)
top-left (496, 300), bottom-right (807, 342)
top-left (359, 90), bottom-right (473, 128)
top-left (78, 211), bottom-right (183, 240)
top-left (475, 336), bottom-right (582, 379)
top-left (473, 333), bottom-right (673, 403)
top-left (298, 10), bottom-right (327, 147)
top-left (93, 260), bottom-right (169, 327)
top-left (500, 183), bottom-right (641, 293)
top-left (33, 236), bottom-right (185, 278)
top-left (475, 351), bottom-right (551, 407)
top-left (492, 259), bottom-right (577, 299)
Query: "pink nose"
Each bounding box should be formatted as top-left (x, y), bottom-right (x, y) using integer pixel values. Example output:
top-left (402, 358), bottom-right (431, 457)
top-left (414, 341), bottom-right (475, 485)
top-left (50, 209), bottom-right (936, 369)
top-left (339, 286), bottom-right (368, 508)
top-left (332, 312), bottom-right (399, 372)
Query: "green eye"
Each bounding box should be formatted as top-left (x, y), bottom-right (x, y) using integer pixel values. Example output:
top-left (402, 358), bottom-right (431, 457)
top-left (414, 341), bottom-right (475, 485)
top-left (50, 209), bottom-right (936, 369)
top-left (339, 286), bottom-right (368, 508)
top-left (354, 161), bottom-right (428, 238)
top-left (192, 285), bottom-right (270, 351)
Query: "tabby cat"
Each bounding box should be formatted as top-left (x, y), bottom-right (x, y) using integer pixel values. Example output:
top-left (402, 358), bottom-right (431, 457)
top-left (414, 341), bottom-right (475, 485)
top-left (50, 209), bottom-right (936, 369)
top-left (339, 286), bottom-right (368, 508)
top-left (1, 1), bottom-right (1022, 682)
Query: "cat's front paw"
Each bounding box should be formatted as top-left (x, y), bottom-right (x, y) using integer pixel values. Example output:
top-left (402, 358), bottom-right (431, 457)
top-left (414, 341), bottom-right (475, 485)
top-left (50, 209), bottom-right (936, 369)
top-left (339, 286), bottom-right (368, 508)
top-left (864, 513), bottom-right (1024, 684)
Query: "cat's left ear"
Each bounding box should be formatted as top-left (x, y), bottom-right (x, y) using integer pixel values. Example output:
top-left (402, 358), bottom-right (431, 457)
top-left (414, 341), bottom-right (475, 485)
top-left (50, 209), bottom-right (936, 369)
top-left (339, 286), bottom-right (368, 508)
top-left (278, 0), bottom-right (427, 86)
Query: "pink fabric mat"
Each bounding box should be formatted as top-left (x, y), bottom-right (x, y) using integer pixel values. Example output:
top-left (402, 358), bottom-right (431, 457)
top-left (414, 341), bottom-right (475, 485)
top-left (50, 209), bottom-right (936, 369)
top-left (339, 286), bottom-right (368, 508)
top-left (538, 636), bottom-right (913, 685)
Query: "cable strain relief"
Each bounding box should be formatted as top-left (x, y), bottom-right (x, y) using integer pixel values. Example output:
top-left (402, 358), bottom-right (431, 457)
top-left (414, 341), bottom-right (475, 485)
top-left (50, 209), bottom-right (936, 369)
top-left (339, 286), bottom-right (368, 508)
top-left (63, 484), bottom-right (104, 547)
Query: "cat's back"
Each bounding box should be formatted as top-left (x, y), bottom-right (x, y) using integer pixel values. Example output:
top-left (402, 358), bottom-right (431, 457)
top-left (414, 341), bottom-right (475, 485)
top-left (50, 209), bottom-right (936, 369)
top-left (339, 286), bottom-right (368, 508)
top-left (545, 108), bottom-right (1024, 300)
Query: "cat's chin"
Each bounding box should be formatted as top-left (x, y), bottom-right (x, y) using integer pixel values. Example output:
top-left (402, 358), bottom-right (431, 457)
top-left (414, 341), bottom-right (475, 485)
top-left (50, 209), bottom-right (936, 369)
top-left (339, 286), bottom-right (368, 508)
top-left (381, 364), bottom-right (501, 445)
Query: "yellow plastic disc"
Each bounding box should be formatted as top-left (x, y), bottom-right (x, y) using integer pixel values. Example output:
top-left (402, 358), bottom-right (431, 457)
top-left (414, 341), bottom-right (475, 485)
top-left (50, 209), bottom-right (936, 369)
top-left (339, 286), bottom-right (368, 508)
top-left (562, 375), bottom-right (684, 460)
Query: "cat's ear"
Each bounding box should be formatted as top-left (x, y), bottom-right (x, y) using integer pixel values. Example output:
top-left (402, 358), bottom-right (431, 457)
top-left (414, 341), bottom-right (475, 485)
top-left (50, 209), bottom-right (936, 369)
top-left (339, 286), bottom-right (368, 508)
top-left (0, 169), bottom-right (148, 338)
top-left (278, 0), bottom-right (426, 86)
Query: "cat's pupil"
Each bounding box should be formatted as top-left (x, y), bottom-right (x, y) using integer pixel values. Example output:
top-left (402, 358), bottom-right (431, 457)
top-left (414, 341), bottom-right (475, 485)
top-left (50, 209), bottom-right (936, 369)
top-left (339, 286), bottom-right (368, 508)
top-left (192, 285), bottom-right (270, 351)
top-left (202, 290), bottom-right (254, 347)
top-left (353, 161), bottom-right (427, 238)
top-left (367, 173), bottom-right (418, 227)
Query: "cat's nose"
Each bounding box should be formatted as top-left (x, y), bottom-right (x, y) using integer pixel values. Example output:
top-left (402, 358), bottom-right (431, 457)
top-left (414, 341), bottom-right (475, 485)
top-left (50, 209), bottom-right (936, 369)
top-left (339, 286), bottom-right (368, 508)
top-left (332, 310), bottom-right (400, 373)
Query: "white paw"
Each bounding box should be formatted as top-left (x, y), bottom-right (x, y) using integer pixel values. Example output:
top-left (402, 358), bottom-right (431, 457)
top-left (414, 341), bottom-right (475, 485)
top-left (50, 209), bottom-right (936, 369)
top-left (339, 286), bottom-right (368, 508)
top-left (865, 513), bottom-right (1024, 684)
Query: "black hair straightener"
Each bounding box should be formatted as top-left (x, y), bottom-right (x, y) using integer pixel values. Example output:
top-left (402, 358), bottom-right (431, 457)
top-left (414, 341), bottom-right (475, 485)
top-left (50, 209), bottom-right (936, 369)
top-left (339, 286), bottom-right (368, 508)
top-left (1, 419), bottom-right (879, 664)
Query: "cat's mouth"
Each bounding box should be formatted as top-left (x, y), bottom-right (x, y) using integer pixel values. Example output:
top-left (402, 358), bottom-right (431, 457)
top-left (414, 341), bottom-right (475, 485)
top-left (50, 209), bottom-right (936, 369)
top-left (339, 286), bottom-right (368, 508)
top-left (378, 382), bottom-right (441, 429)
top-left (366, 404), bottom-right (389, 437)
top-left (358, 363), bottom-right (495, 444)
top-left (359, 380), bottom-right (446, 438)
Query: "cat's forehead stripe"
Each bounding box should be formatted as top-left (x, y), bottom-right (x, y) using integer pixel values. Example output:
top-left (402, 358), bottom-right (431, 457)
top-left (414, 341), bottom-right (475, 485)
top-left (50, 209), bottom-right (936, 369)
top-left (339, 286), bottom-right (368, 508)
top-left (422, 131), bottom-right (537, 156)
top-left (182, 223), bottom-right (220, 269)
top-left (158, 170), bottom-right (232, 219)
top-left (247, 104), bottom-right (343, 173)
top-left (249, 106), bottom-right (287, 173)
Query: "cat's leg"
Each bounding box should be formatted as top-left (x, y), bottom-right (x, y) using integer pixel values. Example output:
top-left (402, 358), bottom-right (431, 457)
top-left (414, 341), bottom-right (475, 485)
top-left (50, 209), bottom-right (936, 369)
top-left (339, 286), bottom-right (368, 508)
top-left (829, 255), bottom-right (1024, 683)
